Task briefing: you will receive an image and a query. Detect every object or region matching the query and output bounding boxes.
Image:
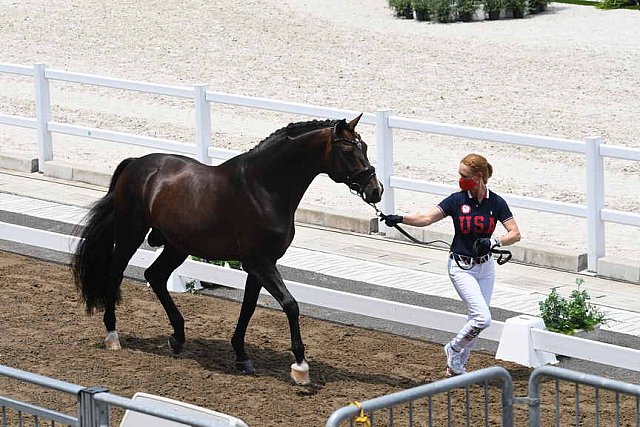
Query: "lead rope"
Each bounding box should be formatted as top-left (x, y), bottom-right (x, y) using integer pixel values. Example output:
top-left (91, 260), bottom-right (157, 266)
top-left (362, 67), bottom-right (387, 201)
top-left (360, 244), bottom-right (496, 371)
top-left (367, 202), bottom-right (512, 269)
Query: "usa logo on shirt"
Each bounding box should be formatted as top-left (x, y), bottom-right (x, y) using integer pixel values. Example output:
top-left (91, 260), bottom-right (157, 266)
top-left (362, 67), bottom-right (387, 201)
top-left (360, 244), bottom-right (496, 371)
top-left (461, 204), bottom-right (471, 214)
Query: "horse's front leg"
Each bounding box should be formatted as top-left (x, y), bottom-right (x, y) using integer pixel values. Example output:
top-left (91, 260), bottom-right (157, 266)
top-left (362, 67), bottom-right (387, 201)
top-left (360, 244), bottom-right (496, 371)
top-left (244, 258), bottom-right (309, 385)
top-left (231, 274), bottom-right (262, 375)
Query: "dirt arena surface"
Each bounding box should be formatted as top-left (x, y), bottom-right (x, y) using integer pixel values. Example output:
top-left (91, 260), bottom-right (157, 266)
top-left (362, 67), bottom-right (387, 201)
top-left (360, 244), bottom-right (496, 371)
top-left (1, 251), bottom-right (637, 426)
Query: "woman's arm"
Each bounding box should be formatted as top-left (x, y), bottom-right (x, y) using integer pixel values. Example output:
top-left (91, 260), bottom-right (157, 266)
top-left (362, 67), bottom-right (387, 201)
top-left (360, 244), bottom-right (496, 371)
top-left (401, 206), bottom-right (445, 227)
top-left (496, 218), bottom-right (521, 246)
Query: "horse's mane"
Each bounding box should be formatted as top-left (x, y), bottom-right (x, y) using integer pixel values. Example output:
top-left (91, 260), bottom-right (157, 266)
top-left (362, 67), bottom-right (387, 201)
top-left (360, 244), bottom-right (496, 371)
top-left (249, 119), bottom-right (339, 154)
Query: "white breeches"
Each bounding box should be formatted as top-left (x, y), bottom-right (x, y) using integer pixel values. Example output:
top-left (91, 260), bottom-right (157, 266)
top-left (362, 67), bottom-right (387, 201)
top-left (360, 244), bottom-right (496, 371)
top-left (447, 257), bottom-right (495, 364)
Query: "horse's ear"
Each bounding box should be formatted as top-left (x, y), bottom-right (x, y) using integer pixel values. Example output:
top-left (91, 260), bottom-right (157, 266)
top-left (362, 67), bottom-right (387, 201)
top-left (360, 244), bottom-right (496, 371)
top-left (334, 119), bottom-right (348, 134)
top-left (347, 113), bottom-right (363, 131)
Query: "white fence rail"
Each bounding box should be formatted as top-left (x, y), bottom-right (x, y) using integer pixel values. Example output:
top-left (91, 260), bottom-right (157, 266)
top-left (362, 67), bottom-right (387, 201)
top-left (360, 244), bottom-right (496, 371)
top-left (1, 221), bottom-right (639, 372)
top-left (1, 62), bottom-right (640, 272)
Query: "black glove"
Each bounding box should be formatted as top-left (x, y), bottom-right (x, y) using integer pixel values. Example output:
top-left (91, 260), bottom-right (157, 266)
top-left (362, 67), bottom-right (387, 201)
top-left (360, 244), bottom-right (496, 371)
top-left (379, 213), bottom-right (403, 227)
top-left (472, 237), bottom-right (500, 257)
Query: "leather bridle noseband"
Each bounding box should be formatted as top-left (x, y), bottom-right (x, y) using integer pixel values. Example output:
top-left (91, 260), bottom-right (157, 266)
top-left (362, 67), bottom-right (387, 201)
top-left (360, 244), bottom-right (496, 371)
top-left (332, 128), bottom-right (379, 200)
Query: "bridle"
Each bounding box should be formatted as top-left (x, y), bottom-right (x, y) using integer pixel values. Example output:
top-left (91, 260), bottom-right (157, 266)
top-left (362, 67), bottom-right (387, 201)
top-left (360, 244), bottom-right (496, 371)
top-left (331, 127), bottom-right (379, 200)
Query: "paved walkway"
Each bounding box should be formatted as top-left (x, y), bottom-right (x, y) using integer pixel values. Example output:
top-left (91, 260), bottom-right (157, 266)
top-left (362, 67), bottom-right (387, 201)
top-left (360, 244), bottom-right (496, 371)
top-left (0, 169), bottom-right (639, 339)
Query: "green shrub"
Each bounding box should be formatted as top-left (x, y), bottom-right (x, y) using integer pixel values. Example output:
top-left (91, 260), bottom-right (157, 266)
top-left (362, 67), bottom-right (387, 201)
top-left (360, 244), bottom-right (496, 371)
top-left (484, 0), bottom-right (506, 12)
top-left (389, 0), bottom-right (414, 16)
top-left (539, 278), bottom-right (606, 335)
top-left (456, 0), bottom-right (478, 14)
top-left (430, 0), bottom-right (453, 21)
top-left (411, 0), bottom-right (431, 12)
top-left (597, 0), bottom-right (637, 8)
top-left (192, 256), bottom-right (243, 270)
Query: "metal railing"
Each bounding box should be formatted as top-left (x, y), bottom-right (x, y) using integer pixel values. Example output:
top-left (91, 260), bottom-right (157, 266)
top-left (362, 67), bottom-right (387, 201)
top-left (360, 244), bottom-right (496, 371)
top-left (326, 366), bottom-right (514, 427)
top-left (1, 62), bottom-right (639, 272)
top-left (528, 366), bottom-right (640, 427)
top-left (0, 365), bottom-right (240, 426)
top-left (326, 365), bottom-right (640, 427)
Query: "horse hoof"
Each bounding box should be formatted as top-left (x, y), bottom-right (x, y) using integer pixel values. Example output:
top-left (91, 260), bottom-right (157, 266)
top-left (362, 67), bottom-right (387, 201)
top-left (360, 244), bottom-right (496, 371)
top-left (236, 360), bottom-right (255, 375)
top-left (104, 331), bottom-right (121, 351)
top-left (168, 335), bottom-right (183, 354)
top-left (290, 361), bottom-right (311, 386)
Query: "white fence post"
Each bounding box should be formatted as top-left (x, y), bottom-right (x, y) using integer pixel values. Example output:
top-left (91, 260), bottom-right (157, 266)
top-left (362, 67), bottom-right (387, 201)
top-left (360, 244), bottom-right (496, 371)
top-left (585, 136), bottom-right (605, 272)
top-left (34, 63), bottom-right (53, 169)
top-left (376, 108), bottom-right (394, 233)
top-left (194, 84), bottom-right (211, 165)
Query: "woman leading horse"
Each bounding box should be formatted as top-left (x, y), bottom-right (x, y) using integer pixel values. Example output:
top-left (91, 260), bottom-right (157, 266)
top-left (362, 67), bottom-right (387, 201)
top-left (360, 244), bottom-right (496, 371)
top-left (71, 115), bottom-right (382, 385)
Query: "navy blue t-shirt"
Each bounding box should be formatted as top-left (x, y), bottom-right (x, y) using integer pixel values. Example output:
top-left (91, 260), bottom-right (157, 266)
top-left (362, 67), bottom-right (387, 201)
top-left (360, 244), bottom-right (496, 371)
top-left (438, 190), bottom-right (513, 257)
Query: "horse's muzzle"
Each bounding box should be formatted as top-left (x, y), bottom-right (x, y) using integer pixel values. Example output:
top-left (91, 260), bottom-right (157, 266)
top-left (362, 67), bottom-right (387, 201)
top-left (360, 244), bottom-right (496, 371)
top-left (347, 166), bottom-right (382, 203)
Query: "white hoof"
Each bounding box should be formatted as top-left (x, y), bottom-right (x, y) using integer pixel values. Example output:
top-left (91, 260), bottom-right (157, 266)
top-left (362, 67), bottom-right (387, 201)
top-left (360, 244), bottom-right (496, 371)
top-left (290, 361), bottom-right (310, 386)
top-left (104, 331), bottom-right (121, 350)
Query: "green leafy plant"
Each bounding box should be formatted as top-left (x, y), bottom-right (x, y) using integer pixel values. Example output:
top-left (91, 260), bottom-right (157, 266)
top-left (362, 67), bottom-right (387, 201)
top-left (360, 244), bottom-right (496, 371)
top-left (430, 0), bottom-right (453, 22)
top-left (484, 0), bottom-right (505, 12)
top-left (596, 0), bottom-right (637, 8)
top-left (184, 280), bottom-right (200, 295)
top-left (456, 0), bottom-right (478, 14)
top-left (389, 0), bottom-right (415, 17)
top-left (539, 278), bottom-right (606, 335)
top-left (192, 256), bottom-right (243, 270)
top-left (411, 0), bottom-right (431, 19)
top-left (505, 0), bottom-right (526, 15)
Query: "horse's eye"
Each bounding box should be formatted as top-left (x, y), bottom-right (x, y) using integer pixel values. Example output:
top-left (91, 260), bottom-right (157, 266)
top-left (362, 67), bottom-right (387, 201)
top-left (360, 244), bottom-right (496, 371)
top-left (339, 144), bottom-right (355, 153)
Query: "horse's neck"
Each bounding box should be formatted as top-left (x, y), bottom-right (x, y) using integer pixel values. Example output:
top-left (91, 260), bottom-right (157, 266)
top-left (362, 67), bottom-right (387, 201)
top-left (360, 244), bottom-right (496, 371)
top-left (243, 135), bottom-right (325, 210)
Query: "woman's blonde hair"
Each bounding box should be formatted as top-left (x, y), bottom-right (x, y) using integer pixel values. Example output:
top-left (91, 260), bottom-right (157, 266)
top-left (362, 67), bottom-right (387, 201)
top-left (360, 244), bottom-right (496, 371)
top-left (461, 153), bottom-right (493, 184)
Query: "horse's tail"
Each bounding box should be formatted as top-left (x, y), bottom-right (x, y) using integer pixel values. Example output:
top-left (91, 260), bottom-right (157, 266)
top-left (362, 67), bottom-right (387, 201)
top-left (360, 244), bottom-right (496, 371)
top-left (72, 158), bottom-right (136, 314)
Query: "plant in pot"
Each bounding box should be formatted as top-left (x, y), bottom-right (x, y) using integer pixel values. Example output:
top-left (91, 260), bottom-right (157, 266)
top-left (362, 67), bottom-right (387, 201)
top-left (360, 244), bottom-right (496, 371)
top-left (411, 0), bottom-right (431, 21)
top-left (484, 0), bottom-right (505, 19)
top-left (527, 0), bottom-right (541, 13)
top-left (538, 278), bottom-right (607, 336)
top-left (505, 0), bottom-right (526, 18)
top-left (389, 0), bottom-right (414, 18)
top-left (537, 0), bottom-right (550, 12)
top-left (429, 0), bottom-right (453, 22)
top-left (456, 0), bottom-right (477, 21)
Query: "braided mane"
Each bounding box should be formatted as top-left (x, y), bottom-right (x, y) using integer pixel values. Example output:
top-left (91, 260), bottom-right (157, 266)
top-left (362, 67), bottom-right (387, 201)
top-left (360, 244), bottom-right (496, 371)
top-left (249, 119), bottom-right (338, 153)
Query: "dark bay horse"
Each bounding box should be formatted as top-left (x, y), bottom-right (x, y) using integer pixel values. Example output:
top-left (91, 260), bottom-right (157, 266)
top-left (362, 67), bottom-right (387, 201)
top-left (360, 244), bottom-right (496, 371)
top-left (71, 115), bottom-right (382, 385)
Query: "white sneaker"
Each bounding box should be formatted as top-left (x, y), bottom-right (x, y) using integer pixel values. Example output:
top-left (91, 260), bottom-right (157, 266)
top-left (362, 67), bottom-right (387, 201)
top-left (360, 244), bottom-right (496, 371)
top-left (445, 366), bottom-right (467, 377)
top-left (444, 343), bottom-right (465, 375)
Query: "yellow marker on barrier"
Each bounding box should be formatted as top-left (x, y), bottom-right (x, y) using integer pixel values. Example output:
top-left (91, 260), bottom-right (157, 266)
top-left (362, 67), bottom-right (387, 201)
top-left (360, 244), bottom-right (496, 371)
top-left (350, 401), bottom-right (371, 427)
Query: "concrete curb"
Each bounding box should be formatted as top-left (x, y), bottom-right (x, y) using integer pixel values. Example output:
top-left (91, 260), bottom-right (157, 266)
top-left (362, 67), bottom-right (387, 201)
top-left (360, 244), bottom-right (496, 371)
top-left (0, 152), bottom-right (38, 173)
top-left (1, 157), bottom-right (637, 283)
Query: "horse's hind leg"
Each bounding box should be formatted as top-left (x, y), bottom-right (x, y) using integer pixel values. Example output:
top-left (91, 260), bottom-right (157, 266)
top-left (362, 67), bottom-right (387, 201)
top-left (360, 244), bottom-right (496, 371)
top-left (143, 243), bottom-right (188, 353)
top-left (103, 223), bottom-right (148, 350)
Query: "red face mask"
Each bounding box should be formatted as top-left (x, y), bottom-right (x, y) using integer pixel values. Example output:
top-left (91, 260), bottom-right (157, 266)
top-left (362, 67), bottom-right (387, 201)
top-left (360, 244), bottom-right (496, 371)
top-left (459, 177), bottom-right (478, 191)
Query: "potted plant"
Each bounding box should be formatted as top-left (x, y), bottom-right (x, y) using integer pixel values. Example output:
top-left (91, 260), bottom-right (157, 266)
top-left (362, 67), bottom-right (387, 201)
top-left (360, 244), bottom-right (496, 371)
top-left (484, 0), bottom-right (504, 19)
top-left (411, 0), bottom-right (431, 21)
top-left (389, 0), bottom-right (414, 18)
top-left (527, 0), bottom-right (541, 13)
top-left (429, 0), bottom-right (453, 22)
top-left (538, 278), bottom-right (607, 336)
top-left (191, 256), bottom-right (243, 289)
top-left (506, 0), bottom-right (526, 18)
top-left (456, 0), bottom-right (477, 21)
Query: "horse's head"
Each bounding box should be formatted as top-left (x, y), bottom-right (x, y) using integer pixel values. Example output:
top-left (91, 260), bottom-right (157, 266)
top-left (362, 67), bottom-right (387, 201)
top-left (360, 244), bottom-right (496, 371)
top-left (326, 114), bottom-right (383, 204)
